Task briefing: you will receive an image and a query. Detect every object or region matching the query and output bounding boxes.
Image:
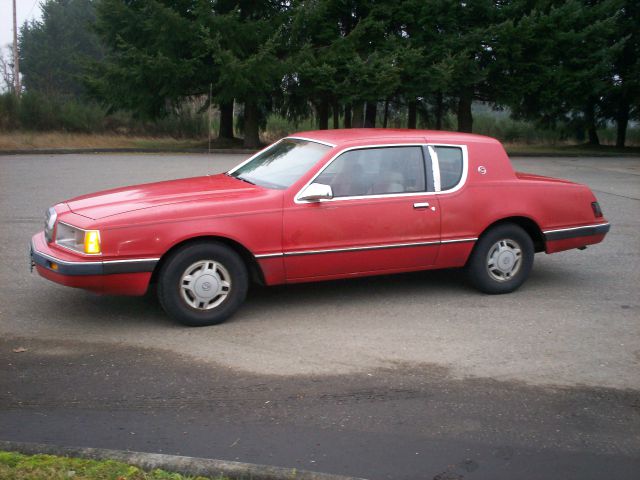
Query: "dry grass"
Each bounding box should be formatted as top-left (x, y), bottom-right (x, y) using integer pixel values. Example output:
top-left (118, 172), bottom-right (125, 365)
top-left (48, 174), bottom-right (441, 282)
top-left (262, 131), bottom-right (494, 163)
top-left (1, 131), bottom-right (638, 156)
top-left (0, 132), bottom-right (205, 151)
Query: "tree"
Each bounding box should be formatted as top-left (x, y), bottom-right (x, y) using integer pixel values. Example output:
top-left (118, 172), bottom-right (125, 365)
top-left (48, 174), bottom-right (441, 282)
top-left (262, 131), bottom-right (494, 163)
top-left (0, 46), bottom-right (16, 94)
top-left (208, 1), bottom-right (288, 147)
top-left (603, 0), bottom-right (639, 147)
top-left (493, 0), bottom-right (623, 144)
top-left (89, 0), bottom-right (213, 118)
top-left (19, 0), bottom-right (103, 98)
top-left (285, 0), bottom-right (348, 130)
top-left (90, 0), bottom-right (236, 140)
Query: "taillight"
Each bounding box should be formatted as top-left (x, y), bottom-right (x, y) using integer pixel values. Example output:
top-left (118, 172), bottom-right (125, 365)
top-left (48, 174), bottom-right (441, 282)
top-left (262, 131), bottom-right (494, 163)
top-left (591, 201), bottom-right (603, 218)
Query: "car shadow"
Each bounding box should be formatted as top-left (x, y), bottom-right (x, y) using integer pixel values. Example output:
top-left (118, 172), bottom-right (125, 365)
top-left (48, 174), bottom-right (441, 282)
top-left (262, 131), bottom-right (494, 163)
top-left (32, 264), bottom-right (580, 329)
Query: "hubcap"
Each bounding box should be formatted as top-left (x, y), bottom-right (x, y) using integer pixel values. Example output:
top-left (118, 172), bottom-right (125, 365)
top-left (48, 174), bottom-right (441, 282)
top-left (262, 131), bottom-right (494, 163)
top-left (486, 239), bottom-right (522, 282)
top-left (179, 260), bottom-right (231, 310)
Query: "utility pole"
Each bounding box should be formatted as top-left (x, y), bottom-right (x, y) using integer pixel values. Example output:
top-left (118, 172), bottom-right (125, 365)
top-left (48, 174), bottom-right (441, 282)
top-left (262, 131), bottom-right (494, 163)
top-left (12, 0), bottom-right (21, 97)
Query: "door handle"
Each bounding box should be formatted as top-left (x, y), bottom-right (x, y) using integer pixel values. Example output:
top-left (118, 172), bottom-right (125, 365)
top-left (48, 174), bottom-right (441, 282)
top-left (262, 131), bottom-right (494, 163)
top-left (413, 202), bottom-right (430, 208)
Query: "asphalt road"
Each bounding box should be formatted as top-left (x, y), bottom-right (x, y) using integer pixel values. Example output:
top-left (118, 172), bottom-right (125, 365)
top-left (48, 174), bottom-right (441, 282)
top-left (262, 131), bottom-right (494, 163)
top-left (0, 153), bottom-right (639, 479)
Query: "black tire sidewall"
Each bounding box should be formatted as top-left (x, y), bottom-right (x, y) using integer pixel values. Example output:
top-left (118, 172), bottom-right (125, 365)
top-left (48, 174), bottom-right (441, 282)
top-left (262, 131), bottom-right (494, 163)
top-left (158, 242), bottom-right (248, 326)
top-left (467, 224), bottom-right (534, 294)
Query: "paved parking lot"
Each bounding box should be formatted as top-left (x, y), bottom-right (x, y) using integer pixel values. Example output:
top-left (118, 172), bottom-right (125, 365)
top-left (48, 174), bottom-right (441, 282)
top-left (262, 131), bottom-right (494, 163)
top-left (1, 152), bottom-right (639, 479)
top-left (1, 153), bottom-right (638, 388)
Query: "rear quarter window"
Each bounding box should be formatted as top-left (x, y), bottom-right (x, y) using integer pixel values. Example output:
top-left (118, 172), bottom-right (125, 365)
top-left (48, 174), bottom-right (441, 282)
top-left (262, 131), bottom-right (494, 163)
top-left (434, 146), bottom-right (463, 191)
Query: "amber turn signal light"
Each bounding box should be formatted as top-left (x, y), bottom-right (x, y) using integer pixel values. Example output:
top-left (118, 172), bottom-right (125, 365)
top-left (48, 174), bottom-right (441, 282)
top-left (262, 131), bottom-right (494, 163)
top-left (84, 230), bottom-right (101, 254)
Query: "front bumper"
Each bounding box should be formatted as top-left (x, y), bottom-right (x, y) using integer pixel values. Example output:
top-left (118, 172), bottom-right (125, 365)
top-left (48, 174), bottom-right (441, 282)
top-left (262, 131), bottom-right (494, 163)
top-left (30, 232), bottom-right (158, 295)
top-left (30, 232), bottom-right (159, 276)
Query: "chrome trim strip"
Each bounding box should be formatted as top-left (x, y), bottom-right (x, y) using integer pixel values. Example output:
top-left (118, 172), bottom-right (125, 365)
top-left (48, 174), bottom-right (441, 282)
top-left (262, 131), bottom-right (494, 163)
top-left (428, 145), bottom-right (441, 192)
top-left (294, 143), bottom-right (431, 204)
top-left (286, 136), bottom-right (337, 147)
top-left (441, 237), bottom-right (478, 244)
top-left (543, 222), bottom-right (610, 242)
top-left (285, 240), bottom-right (441, 257)
top-left (254, 237), bottom-right (478, 259)
top-left (33, 243), bottom-right (159, 266)
top-left (294, 143), bottom-right (469, 204)
top-left (103, 257), bottom-right (161, 264)
top-left (32, 242), bottom-right (101, 266)
top-left (542, 222), bottom-right (610, 234)
top-left (254, 252), bottom-right (285, 259)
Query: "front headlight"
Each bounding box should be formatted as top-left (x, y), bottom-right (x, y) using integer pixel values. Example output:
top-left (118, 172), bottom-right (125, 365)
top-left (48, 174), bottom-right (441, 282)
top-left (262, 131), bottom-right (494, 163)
top-left (44, 207), bottom-right (57, 243)
top-left (55, 222), bottom-right (101, 255)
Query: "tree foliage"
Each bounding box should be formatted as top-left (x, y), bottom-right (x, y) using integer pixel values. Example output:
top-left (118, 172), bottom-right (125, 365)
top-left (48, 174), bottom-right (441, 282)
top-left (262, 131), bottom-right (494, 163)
top-left (19, 0), bottom-right (103, 98)
top-left (15, 0), bottom-right (640, 146)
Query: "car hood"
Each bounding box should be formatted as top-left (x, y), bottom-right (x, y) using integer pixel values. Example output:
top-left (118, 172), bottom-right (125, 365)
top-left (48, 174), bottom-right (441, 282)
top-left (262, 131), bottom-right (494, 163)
top-left (66, 174), bottom-right (260, 220)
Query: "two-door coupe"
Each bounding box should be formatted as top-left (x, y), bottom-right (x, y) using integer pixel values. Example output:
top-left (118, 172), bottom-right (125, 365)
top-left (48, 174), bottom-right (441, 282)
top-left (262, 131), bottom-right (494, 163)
top-left (30, 129), bottom-right (610, 326)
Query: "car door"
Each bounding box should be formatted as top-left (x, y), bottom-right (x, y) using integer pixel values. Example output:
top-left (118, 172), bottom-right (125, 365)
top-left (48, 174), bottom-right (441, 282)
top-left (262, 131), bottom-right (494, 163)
top-left (282, 145), bottom-right (441, 281)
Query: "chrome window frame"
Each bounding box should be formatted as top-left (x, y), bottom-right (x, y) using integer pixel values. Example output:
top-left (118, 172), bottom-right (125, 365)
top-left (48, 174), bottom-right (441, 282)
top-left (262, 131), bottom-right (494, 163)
top-left (294, 143), bottom-right (468, 204)
top-left (430, 144), bottom-right (468, 193)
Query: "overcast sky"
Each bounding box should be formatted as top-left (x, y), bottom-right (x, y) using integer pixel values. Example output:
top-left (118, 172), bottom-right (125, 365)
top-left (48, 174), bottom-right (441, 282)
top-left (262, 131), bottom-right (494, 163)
top-left (1, 0), bottom-right (43, 50)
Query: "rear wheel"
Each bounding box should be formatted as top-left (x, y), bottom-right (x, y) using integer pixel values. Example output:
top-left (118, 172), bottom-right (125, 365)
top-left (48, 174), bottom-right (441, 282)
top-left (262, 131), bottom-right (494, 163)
top-left (157, 242), bottom-right (248, 326)
top-left (466, 224), bottom-right (534, 294)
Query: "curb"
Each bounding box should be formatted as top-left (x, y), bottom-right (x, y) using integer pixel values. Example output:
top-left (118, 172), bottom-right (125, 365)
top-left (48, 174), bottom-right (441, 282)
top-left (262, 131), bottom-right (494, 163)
top-left (0, 440), bottom-right (367, 480)
top-left (0, 148), bottom-right (258, 155)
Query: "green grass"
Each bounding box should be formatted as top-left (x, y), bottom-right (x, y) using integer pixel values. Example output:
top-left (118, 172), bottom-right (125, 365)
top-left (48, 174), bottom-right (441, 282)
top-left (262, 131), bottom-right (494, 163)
top-left (0, 451), bottom-right (228, 480)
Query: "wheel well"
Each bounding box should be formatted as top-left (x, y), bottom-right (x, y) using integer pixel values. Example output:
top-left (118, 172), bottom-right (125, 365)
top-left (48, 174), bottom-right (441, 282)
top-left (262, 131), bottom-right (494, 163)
top-left (481, 217), bottom-right (545, 252)
top-left (149, 236), bottom-right (266, 286)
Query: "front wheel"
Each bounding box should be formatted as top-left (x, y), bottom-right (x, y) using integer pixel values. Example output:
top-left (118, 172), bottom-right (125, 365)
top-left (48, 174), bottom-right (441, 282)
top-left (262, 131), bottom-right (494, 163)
top-left (466, 224), bottom-right (534, 294)
top-left (157, 242), bottom-right (248, 326)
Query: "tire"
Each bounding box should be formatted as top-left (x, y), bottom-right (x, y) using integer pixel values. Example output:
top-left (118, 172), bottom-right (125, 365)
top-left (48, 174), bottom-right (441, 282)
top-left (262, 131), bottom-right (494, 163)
top-left (157, 242), bottom-right (248, 326)
top-left (466, 223), bottom-right (534, 294)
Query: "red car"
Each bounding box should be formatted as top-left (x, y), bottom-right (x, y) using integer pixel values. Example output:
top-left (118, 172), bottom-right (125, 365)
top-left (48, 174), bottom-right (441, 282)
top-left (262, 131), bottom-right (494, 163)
top-left (30, 129), bottom-right (610, 326)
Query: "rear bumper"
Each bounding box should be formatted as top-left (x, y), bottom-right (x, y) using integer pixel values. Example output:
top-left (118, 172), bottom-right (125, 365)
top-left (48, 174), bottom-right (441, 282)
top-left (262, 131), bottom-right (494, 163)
top-left (30, 232), bottom-right (157, 295)
top-left (543, 222), bottom-right (610, 241)
top-left (543, 222), bottom-right (610, 254)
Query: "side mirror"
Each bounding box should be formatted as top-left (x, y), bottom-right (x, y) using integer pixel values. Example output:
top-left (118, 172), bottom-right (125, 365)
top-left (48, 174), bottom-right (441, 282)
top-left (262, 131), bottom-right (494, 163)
top-left (298, 183), bottom-right (333, 202)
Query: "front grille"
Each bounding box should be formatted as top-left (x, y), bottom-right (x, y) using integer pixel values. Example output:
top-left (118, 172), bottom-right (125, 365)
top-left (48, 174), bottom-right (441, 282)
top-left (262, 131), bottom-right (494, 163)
top-left (44, 207), bottom-right (56, 243)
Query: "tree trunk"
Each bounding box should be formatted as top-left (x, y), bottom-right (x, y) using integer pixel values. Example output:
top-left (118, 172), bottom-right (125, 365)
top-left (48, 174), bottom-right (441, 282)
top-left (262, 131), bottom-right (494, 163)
top-left (243, 102), bottom-right (260, 149)
top-left (352, 102), bottom-right (364, 128)
top-left (407, 100), bottom-right (417, 129)
top-left (332, 102), bottom-right (340, 129)
top-left (457, 91), bottom-right (473, 133)
top-left (435, 92), bottom-right (443, 130)
top-left (344, 104), bottom-right (352, 128)
top-left (585, 100), bottom-right (600, 146)
top-left (382, 98), bottom-right (390, 128)
top-left (615, 97), bottom-right (630, 148)
top-left (364, 102), bottom-right (377, 128)
top-left (218, 100), bottom-right (234, 140)
top-left (317, 99), bottom-right (329, 130)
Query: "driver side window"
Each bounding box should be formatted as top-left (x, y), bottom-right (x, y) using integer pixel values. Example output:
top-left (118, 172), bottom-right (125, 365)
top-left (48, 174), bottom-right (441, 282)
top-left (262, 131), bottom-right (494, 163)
top-left (315, 146), bottom-right (426, 198)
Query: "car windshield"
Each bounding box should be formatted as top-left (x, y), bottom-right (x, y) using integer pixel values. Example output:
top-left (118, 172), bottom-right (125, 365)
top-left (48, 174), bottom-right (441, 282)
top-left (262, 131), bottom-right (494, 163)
top-left (229, 138), bottom-right (331, 189)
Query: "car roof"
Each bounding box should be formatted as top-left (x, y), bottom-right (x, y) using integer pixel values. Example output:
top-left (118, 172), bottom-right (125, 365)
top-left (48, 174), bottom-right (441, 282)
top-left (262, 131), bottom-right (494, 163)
top-left (289, 128), bottom-right (499, 147)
